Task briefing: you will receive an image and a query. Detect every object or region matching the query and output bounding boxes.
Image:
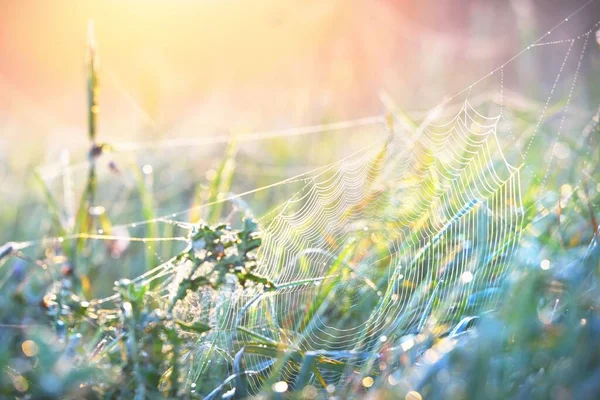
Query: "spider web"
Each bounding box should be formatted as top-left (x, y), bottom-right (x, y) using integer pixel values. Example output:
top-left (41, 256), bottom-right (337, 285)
top-left (171, 100), bottom-right (524, 389)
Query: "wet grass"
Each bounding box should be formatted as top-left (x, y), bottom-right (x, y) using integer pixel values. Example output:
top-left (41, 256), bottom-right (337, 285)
top-left (0, 31), bottom-right (599, 400)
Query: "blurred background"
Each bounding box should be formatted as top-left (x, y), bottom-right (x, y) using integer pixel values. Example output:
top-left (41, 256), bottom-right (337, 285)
top-left (1, 0), bottom-right (598, 159)
top-left (1, 0), bottom-right (599, 269)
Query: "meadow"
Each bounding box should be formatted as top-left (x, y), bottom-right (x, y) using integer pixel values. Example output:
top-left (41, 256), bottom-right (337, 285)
top-left (1, 4), bottom-right (600, 400)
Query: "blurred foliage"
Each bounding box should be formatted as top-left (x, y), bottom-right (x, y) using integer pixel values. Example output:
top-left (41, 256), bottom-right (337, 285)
top-left (1, 27), bottom-right (600, 400)
top-left (1, 106), bottom-right (598, 398)
top-left (0, 218), bottom-right (270, 399)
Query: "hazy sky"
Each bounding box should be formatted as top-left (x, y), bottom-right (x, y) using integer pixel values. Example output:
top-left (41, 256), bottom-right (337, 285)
top-left (0, 0), bottom-right (596, 152)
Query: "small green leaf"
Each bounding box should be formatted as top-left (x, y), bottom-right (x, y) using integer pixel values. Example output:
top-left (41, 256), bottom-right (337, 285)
top-left (175, 320), bottom-right (211, 334)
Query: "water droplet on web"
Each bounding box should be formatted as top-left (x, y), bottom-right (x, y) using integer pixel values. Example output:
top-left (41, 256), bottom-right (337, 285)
top-left (89, 205), bottom-right (105, 216)
top-left (540, 259), bottom-right (550, 270)
top-left (461, 271), bottom-right (473, 283)
top-left (272, 381), bottom-right (288, 393)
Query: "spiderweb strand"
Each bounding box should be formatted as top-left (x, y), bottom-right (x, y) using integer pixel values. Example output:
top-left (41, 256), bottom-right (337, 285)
top-left (35, 115), bottom-right (385, 179)
top-left (19, 136), bottom-right (389, 251)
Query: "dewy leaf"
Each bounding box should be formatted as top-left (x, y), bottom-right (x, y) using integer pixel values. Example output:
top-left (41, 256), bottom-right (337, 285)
top-left (236, 326), bottom-right (282, 346)
top-left (175, 320), bottom-right (211, 334)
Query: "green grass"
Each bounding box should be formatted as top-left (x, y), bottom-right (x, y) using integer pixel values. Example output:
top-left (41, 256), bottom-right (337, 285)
top-left (0, 31), bottom-right (599, 400)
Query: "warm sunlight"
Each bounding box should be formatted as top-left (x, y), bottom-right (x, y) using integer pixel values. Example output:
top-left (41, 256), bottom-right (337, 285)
top-left (1, 1), bottom-right (600, 398)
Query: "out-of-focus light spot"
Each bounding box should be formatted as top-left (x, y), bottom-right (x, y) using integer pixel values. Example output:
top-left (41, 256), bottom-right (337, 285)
top-left (436, 369), bottom-right (451, 384)
top-left (22, 340), bottom-right (39, 357)
top-left (362, 376), bottom-right (374, 388)
top-left (405, 391), bottom-right (422, 400)
top-left (272, 381), bottom-right (288, 393)
top-left (387, 374), bottom-right (398, 386)
top-left (581, 318), bottom-right (587, 326)
top-left (13, 375), bottom-right (28, 392)
top-left (122, 302), bottom-right (133, 318)
top-left (142, 164), bottom-right (153, 175)
top-left (302, 386), bottom-right (317, 398)
top-left (538, 306), bottom-right (554, 325)
top-left (429, 107), bottom-right (442, 121)
top-left (400, 338), bottom-right (415, 352)
top-left (206, 169), bottom-right (216, 180)
top-left (391, 293), bottom-right (399, 302)
top-left (221, 388), bottom-right (235, 398)
top-left (461, 271), bottom-right (473, 283)
top-left (437, 338), bottom-right (455, 354)
top-left (380, 335), bottom-right (388, 342)
top-left (424, 349), bottom-right (440, 364)
top-left (560, 184), bottom-right (572, 197)
top-left (540, 259), bottom-right (551, 270)
top-left (326, 384), bottom-right (336, 393)
top-left (554, 143), bottom-right (570, 160)
top-left (89, 205), bottom-right (105, 216)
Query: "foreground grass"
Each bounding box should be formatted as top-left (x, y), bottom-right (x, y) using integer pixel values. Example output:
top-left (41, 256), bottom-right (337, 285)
top-left (1, 106), bottom-right (598, 398)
